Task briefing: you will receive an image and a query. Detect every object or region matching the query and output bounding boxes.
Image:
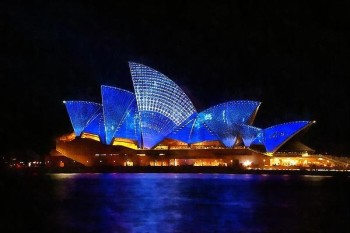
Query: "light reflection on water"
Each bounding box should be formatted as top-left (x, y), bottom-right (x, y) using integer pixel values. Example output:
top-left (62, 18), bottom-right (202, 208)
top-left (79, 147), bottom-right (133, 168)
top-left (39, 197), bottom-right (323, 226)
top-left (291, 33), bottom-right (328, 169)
top-left (47, 173), bottom-right (349, 233)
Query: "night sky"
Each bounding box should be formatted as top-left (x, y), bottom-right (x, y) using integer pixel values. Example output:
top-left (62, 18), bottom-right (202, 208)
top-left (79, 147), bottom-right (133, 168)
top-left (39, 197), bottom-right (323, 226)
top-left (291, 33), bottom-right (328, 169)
top-left (2, 1), bottom-right (349, 157)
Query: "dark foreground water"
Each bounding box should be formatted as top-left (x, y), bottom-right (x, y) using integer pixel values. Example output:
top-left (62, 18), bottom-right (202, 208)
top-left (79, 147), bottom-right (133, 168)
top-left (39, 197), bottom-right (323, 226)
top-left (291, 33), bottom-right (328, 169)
top-left (2, 172), bottom-right (350, 233)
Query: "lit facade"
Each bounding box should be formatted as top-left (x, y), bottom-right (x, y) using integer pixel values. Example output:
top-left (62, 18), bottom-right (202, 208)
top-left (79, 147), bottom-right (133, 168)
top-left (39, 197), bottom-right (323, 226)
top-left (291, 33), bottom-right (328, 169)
top-left (58, 62), bottom-right (318, 167)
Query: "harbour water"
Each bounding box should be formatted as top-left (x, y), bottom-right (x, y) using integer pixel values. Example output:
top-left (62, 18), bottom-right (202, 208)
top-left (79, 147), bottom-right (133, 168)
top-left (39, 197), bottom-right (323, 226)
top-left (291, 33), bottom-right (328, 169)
top-left (2, 172), bottom-right (349, 233)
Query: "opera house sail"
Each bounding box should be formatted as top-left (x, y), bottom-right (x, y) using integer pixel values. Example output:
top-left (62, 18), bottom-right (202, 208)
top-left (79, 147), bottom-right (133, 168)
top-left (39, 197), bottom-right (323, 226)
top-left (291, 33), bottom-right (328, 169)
top-left (55, 62), bottom-right (317, 168)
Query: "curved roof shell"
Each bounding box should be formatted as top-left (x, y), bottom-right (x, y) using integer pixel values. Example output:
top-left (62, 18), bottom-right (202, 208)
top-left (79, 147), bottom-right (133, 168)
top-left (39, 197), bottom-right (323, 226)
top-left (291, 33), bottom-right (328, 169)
top-left (63, 62), bottom-right (315, 153)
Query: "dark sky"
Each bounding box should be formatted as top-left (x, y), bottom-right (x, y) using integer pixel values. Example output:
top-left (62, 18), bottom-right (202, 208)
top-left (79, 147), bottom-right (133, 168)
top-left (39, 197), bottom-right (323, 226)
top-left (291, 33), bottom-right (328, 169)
top-left (1, 1), bottom-right (349, 156)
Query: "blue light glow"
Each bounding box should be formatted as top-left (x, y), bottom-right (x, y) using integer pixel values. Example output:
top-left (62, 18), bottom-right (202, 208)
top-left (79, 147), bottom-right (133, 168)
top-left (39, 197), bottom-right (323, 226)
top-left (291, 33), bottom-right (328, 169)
top-left (63, 62), bottom-right (315, 152)
top-left (239, 125), bottom-right (262, 147)
top-left (113, 99), bottom-right (142, 147)
top-left (83, 112), bottom-right (106, 144)
top-left (189, 114), bottom-right (220, 144)
top-left (263, 121), bottom-right (314, 153)
top-left (64, 101), bottom-right (101, 136)
top-left (166, 113), bottom-right (197, 143)
top-left (129, 62), bottom-right (197, 148)
top-left (200, 101), bottom-right (261, 147)
top-left (139, 111), bottom-right (177, 148)
top-left (101, 86), bottom-right (136, 144)
top-left (129, 62), bottom-right (197, 125)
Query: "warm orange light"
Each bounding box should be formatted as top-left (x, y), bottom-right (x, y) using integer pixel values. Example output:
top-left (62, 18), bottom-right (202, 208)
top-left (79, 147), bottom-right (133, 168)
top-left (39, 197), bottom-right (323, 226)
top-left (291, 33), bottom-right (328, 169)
top-left (58, 132), bottom-right (76, 142)
top-left (243, 160), bottom-right (252, 167)
top-left (112, 138), bottom-right (138, 149)
top-left (81, 133), bottom-right (100, 142)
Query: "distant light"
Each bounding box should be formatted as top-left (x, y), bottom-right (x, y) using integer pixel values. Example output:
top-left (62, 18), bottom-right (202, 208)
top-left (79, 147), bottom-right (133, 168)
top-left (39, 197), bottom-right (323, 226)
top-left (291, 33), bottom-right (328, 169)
top-left (63, 101), bottom-right (66, 104)
top-left (243, 160), bottom-right (252, 167)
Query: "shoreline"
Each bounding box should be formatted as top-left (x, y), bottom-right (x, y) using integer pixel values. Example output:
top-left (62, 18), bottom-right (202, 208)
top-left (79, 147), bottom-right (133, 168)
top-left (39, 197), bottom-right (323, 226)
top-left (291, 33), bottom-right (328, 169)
top-left (3, 166), bottom-right (349, 177)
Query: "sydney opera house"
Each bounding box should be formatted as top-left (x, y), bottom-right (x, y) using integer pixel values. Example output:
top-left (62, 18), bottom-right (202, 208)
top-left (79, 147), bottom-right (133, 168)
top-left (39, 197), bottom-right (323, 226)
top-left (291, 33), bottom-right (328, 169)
top-left (51, 62), bottom-right (338, 169)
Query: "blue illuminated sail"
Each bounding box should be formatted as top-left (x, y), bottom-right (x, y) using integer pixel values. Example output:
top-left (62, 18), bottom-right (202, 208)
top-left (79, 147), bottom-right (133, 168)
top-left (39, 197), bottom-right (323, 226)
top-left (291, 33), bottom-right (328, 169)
top-left (129, 62), bottom-right (197, 148)
top-left (113, 99), bottom-right (142, 147)
top-left (83, 111), bottom-right (106, 144)
top-left (166, 113), bottom-right (197, 143)
top-left (201, 101), bottom-right (261, 147)
top-left (63, 101), bottom-right (101, 136)
top-left (62, 62), bottom-right (316, 154)
top-left (263, 121), bottom-right (315, 153)
top-left (101, 85), bottom-right (135, 144)
top-left (239, 124), bottom-right (262, 147)
top-left (188, 117), bottom-right (219, 144)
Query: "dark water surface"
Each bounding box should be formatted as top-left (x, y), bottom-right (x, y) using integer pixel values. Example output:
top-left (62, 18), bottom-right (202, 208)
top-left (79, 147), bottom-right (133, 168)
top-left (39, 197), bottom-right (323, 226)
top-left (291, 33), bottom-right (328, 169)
top-left (2, 173), bottom-right (350, 233)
